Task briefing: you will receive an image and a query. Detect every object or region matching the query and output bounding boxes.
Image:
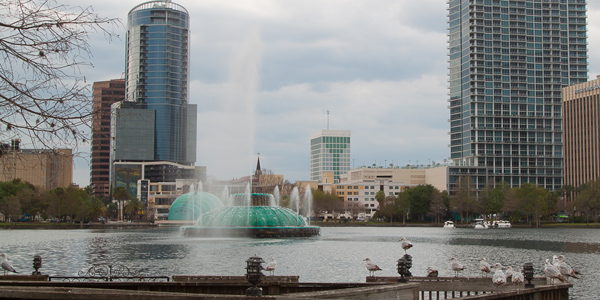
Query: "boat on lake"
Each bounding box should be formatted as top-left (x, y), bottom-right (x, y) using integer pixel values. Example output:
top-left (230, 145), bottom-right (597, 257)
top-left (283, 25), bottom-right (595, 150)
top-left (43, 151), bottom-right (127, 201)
top-left (487, 220), bottom-right (512, 228)
top-left (443, 220), bottom-right (455, 228)
top-left (473, 219), bottom-right (488, 229)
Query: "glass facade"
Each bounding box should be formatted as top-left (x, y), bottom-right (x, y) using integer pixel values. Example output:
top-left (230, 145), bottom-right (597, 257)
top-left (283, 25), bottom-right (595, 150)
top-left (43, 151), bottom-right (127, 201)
top-left (448, 0), bottom-right (587, 191)
top-left (310, 130), bottom-right (351, 183)
top-left (125, 1), bottom-right (195, 164)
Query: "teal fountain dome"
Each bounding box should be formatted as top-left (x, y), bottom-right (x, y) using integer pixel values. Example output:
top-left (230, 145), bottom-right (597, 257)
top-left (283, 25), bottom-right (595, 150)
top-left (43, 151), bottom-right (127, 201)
top-left (182, 192), bottom-right (320, 238)
top-left (168, 192), bottom-right (224, 221)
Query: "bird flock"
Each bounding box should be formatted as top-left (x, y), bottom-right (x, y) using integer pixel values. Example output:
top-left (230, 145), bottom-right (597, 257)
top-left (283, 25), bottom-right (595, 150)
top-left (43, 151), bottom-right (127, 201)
top-left (361, 237), bottom-right (580, 290)
top-left (0, 240), bottom-right (582, 293)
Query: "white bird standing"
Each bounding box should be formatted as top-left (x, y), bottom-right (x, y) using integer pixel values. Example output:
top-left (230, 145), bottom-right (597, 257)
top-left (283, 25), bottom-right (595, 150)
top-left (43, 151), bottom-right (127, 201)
top-left (399, 237), bottom-right (413, 254)
top-left (512, 267), bottom-right (524, 290)
top-left (557, 255), bottom-right (581, 275)
top-left (504, 266), bottom-right (514, 281)
top-left (449, 257), bottom-right (466, 277)
top-left (364, 258), bottom-right (382, 277)
top-left (0, 254), bottom-right (17, 275)
top-left (426, 267), bottom-right (438, 277)
top-left (265, 258), bottom-right (277, 276)
top-left (544, 259), bottom-right (567, 284)
top-left (492, 263), bottom-right (506, 288)
top-left (554, 255), bottom-right (580, 279)
top-left (479, 258), bottom-right (491, 276)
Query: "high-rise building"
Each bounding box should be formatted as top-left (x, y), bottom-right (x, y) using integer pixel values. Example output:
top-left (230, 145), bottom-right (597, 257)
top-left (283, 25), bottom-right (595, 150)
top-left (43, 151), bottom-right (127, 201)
top-left (111, 1), bottom-right (197, 193)
top-left (123, 0), bottom-right (196, 164)
top-left (447, 0), bottom-right (588, 191)
top-left (90, 79), bottom-right (125, 198)
top-left (310, 130), bottom-right (351, 183)
top-left (563, 75), bottom-right (600, 191)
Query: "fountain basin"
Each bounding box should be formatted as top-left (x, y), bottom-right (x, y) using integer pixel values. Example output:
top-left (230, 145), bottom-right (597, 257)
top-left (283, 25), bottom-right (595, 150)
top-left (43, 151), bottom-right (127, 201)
top-left (182, 204), bottom-right (320, 238)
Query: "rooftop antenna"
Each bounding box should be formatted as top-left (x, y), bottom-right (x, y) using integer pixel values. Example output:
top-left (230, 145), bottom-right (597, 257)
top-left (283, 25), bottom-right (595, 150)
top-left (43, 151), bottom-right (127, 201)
top-left (327, 110), bottom-right (330, 130)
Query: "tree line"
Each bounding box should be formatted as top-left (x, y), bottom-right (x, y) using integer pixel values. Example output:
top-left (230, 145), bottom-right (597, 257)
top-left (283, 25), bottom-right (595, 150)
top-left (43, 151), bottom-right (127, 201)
top-left (0, 179), bottom-right (144, 224)
top-left (310, 175), bottom-right (600, 227)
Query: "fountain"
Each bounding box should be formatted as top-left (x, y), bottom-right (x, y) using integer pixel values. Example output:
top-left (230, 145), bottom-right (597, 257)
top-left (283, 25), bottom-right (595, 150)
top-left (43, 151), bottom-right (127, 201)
top-left (168, 183), bottom-right (224, 221)
top-left (181, 191), bottom-right (320, 238)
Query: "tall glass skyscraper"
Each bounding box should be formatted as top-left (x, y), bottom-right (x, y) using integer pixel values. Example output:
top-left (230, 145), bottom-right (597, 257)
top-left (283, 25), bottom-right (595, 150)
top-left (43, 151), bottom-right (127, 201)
top-left (310, 130), bottom-right (351, 183)
top-left (125, 1), bottom-right (196, 164)
top-left (448, 0), bottom-right (588, 191)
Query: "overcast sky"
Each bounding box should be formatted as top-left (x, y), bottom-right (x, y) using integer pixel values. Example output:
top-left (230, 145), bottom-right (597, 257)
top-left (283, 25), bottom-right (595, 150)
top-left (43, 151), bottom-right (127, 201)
top-left (66, 0), bottom-right (600, 187)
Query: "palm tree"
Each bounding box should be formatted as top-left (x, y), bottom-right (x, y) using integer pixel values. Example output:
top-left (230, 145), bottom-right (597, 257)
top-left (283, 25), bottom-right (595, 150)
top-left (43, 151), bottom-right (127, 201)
top-left (112, 187), bottom-right (131, 221)
top-left (124, 198), bottom-right (143, 221)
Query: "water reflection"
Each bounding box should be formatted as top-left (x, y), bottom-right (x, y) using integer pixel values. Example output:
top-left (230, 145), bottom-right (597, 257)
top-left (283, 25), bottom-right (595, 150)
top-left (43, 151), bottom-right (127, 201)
top-left (0, 227), bottom-right (597, 299)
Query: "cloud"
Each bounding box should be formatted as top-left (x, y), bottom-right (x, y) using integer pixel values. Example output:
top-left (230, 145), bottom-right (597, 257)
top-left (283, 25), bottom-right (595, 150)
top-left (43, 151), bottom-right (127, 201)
top-left (59, 0), bottom-right (600, 187)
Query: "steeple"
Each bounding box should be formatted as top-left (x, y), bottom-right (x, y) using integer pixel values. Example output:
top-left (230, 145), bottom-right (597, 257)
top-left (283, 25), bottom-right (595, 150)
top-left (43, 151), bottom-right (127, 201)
top-left (255, 154), bottom-right (262, 176)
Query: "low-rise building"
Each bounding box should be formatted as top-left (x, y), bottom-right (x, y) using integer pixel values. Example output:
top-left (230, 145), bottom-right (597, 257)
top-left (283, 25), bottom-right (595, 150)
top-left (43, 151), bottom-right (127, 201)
top-left (0, 141), bottom-right (73, 190)
top-left (334, 179), bottom-right (417, 219)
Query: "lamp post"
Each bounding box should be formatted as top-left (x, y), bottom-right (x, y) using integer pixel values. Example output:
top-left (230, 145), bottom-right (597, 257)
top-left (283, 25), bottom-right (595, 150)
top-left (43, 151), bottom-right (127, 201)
top-left (523, 262), bottom-right (534, 288)
top-left (402, 254), bottom-right (413, 277)
top-left (32, 255), bottom-right (42, 275)
top-left (397, 257), bottom-right (408, 283)
top-left (245, 255), bottom-right (265, 297)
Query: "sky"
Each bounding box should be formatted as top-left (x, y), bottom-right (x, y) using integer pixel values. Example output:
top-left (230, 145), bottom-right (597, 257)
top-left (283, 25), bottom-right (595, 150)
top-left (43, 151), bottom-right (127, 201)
top-left (64, 0), bottom-right (600, 187)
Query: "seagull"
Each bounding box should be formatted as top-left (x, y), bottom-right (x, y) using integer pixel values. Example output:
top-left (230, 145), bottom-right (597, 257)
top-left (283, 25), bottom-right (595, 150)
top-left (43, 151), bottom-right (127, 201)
top-left (492, 263), bottom-right (506, 287)
top-left (265, 258), bottom-right (277, 276)
top-left (557, 255), bottom-right (581, 274)
top-left (0, 254), bottom-right (17, 275)
top-left (399, 237), bottom-right (413, 254)
top-left (364, 258), bottom-right (382, 277)
top-left (426, 267), bottom-right (438, 277)
top-left (449, 257), bottom-right (466, 277)
top-left (544, 259), bottom-right (567, 284)
top-left (504, 266), bottom-right (514, 281)
top-left (555, 255), bottom-right (580, 278)
top-left (512, 267), bottom-right (524, 290)
top-left (479, 258), bottom-right (491, 276)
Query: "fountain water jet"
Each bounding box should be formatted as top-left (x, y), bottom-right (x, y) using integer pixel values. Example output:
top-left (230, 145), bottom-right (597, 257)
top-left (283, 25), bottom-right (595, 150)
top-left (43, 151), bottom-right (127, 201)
top-left (304, 188), bottom-right (313, 226)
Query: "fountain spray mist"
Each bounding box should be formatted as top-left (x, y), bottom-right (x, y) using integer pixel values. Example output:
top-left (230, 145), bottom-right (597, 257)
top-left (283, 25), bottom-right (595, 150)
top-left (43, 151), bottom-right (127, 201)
top-left (198, 28), bottom-right (263, 178)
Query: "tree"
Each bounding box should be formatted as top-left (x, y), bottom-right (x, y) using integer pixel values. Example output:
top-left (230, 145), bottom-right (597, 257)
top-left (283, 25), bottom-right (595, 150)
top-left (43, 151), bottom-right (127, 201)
top-left (124, 198), bottom-right (143, 221)
top-left (489, 181), bottom-right (509, 216)
top-left (112, 186), bottom-right (131, 221)
top-left (451, 175), bottom-right (476, 223)
top-left (0, 194), bottom-right (21, 222)
top-left (89, 197), bottom-right (106, 222)
top-left (427, 188), bottom-right (446, 225)
top-left (0, 0), bottom-right (118, 150)
top-left (517, 183), bottom-right (549, 227)
top-left (18, 188), bottom-right (47, 221)
top-left (575, 178), bottom-right (600, 224)
top-left (377, 195), bottom-right (398, 224)
top-left (311, 189), bottom-right (343, 220)
top-left (407, 185), bottom-right (435, 221)
top-left (397, 191), bottom-right (410, 225)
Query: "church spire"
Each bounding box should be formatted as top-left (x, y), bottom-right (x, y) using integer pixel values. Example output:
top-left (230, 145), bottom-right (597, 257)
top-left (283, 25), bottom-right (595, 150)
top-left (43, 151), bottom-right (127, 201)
top-left (255, 153), bottom-right (262, 176)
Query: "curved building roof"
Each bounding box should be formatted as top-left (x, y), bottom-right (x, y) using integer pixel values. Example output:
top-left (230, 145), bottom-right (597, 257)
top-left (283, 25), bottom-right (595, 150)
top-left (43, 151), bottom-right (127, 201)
top-left (168, 192), bottom-right (223, 221)
top-left (198, 206), bottom-right (307, 227)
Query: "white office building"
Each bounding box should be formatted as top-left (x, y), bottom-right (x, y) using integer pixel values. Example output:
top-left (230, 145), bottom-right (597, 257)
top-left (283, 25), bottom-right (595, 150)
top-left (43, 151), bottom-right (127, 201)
top-left (310, 130), bottom-right (351, 183)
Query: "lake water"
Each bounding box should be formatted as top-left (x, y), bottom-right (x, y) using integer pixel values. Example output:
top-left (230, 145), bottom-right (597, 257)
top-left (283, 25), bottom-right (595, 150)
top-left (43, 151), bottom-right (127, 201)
top-left (0, 226), bottom-right (598, 299)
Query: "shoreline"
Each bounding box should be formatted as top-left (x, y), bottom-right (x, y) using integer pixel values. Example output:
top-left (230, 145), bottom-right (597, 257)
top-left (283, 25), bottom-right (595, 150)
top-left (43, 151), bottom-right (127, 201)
top-left (0, 221), bottom-right (599, 229)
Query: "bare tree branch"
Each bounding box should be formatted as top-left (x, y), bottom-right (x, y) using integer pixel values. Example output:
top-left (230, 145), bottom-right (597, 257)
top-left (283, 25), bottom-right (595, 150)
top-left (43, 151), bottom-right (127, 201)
top-left (0, 0), bottom-right (120, 150)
